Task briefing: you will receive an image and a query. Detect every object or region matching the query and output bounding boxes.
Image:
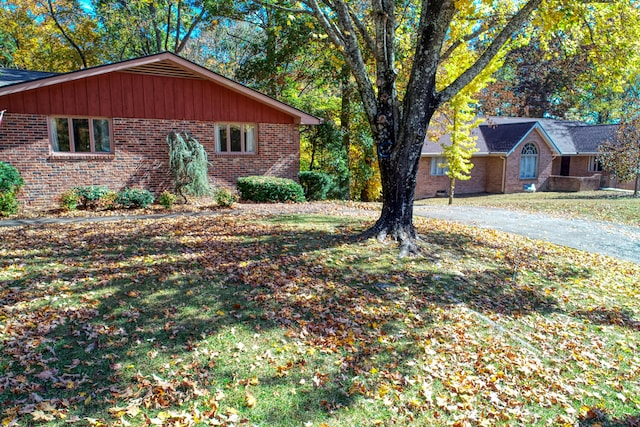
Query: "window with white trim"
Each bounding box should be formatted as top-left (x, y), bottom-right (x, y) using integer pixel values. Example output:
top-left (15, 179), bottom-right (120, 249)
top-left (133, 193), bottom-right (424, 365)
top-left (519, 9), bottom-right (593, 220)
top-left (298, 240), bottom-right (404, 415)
top-left (215, 123), bottom-right (256, 153)
top-left (588, 156), bottom-right (603, 172)
top-left (50, 117), bottom-right (112, 153)
top-left (519, 143), bottom-right (538, 179)
top-left (430, 157), bottom-right (448, 176)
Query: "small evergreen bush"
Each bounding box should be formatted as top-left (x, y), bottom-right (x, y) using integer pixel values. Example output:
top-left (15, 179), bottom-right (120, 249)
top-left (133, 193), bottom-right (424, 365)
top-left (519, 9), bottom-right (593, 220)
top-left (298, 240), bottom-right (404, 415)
top-left (0, 162), bottom-right (24, 194)
top-left (74, 186), bottom-right (110, 209)
top-left (115, 188), bottom-right (155, 209)
top-left (214, 188), bottom-right (236, 207)
top-left (298, 171), bottom-right (334, 201)
top-left (158, 190), bottom-right (177, 209)
top-left (0, 191), bottom-right (19, 216)
top-left (0, 162), bottom-right (24, 216)
top-left (237, 176), bottom-right (306, 203)
top-left (59, 189), bottom-right (80, 211)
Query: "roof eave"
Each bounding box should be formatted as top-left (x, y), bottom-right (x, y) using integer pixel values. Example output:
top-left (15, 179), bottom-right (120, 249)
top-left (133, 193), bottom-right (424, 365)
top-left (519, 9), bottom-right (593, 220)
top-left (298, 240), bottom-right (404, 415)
top-left (0, 52), bottom-right (322, 125)
top-left (505, 122), bottom-right (561, 156)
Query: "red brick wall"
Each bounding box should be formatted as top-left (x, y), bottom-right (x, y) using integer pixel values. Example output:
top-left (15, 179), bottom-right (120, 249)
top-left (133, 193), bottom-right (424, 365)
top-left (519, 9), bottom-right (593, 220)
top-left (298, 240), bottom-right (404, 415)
top-left (416, 157), bottom-right (449, 199)
top-left (503, 131), bottom-right (554, 193)
top-left (417, 129), bottom-right (560, 197)
top-left (416, 156), bottom-right (505, 198)
top-left (0, 113), bottom-right (300, 207)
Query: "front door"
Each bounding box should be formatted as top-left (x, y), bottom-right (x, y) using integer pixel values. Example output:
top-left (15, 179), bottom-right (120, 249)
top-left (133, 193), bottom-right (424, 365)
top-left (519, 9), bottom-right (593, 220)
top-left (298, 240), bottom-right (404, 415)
top-left (560, 157), bottom-right (571, 176)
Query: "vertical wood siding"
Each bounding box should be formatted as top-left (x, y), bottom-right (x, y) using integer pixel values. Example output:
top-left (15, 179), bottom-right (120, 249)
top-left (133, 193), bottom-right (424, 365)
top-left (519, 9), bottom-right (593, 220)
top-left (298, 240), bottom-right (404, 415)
top-left (0, 72), bottom-right (295, 124)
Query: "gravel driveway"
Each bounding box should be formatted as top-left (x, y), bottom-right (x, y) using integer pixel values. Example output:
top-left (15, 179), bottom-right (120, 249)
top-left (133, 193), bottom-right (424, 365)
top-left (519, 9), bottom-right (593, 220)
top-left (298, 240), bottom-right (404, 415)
top-left (414, 205), bottom-right (640, 264)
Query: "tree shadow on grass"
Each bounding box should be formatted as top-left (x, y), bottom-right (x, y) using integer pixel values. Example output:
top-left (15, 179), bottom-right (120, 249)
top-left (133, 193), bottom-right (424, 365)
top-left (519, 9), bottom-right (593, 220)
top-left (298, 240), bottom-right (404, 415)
top-left (0, 212), bottom-right (635, 425)
top-left (572, 307), bottom-right (640, 331)
top-left (0, 216), bottom-right (369, 423)
top-left (579, 408), bottom-right (640, 427)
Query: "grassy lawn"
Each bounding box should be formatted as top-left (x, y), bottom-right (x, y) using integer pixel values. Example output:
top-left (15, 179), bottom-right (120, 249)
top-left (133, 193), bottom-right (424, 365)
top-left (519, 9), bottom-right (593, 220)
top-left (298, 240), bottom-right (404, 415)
top-left (1, 208), bottom-right (639, 426)
top-left (415, 190), bottom-right (640, 226)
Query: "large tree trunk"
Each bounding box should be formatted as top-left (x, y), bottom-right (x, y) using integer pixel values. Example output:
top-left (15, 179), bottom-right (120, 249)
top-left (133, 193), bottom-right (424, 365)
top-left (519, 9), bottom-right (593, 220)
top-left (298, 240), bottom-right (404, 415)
top-left (300, 0), bottom-right (543, 254)
top-left (366, 107), bottom-right (435, 256)
top-left (369, 148), bottom-right (422, 256)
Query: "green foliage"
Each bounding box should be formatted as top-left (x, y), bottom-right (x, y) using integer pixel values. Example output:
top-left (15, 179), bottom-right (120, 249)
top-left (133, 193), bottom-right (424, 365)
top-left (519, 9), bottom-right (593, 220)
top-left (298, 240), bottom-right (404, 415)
top-left (597, 116), bottom-right (640, 196)
top-left (101, 191), bottom-right (119, 210)
top-left (430, 93), bottom-right (480, 204)
top-left (0, 162), bottom-right (24, 216)
top-left (298, 171), bottom-right (334, 201)
top-left (167, 131), bottom-right (211, 203)
top-left (213, 188), bottom-right (236, 207)
top-left (237, 176), bottom-right (306, 203)
top-left (0, 191), bottom-right (19, 217)
top-left (59, 189), bottom-right (80, 211)
top-left (158, 190), bottom-right (177, 209)
top-left (73, 186), bottom-right (110, 209)
top-left (0, 162), bottom-right (24, 194)
top-left (115, 188), bottom-right (155, 209)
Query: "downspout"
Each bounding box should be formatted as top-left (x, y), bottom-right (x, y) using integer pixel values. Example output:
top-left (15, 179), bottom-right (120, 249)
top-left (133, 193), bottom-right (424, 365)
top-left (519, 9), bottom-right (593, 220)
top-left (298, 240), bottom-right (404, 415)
top-left (500, 156), bottom-right (506, 193)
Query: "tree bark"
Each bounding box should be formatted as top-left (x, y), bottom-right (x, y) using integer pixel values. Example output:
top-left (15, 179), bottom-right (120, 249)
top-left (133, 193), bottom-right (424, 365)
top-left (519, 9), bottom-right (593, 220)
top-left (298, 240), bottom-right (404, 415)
top-left (340, 65), bottom-right (353, 199)
top-left (448, 178), bottom-right (455, 205)
top-left (47, 0), bottom-right (88, 68)
top-left (299, 0), bottom-right (544, 254)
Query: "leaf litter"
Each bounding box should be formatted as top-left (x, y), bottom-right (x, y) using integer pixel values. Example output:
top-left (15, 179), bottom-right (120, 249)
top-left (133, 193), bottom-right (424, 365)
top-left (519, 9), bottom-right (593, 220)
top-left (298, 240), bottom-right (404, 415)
top-left (0, 205), bottom-right (639, 426)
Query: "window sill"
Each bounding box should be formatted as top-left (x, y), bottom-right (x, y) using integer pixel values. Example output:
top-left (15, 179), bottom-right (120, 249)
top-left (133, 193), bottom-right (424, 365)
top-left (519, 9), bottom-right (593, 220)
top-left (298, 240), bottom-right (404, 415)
top-left (49, 153), bottom-right (115, 161)
top-left (214, 152), bottom-right (257, 156)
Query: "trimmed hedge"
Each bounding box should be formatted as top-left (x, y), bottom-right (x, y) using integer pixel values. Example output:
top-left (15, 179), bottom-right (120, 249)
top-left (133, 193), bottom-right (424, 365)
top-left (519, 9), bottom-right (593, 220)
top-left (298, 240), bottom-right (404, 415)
top-left (298, 171), bottom-right (334, 201)
top-left (237, 176), bottom-right (306, 203)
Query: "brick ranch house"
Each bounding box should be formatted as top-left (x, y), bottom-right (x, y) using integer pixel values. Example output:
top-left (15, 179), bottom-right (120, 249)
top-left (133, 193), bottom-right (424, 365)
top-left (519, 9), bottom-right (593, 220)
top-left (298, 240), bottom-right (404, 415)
top-left (416, 116), bottom-right (630, 198)
top-left (0, 52), bottom-right (321, 208)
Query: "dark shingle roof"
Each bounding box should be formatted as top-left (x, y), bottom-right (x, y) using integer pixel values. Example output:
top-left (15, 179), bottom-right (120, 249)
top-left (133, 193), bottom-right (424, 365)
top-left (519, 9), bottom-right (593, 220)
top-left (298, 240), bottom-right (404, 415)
top-left (422, 116), bottom-right (618, 156)
top-left (479, 122), bottom-right (537, 152)
top-left (569, 124), bottom-right (617, 153)
top-left (0, 68), bottom-right (59, 88)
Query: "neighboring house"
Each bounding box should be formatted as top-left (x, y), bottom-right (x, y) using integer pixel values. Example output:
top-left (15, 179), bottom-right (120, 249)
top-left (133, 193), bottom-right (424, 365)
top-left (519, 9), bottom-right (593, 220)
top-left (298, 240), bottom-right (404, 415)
top-left (416, 116), bottom-right (629, 198)
top-left (0, 52), bottom-right (321, 207)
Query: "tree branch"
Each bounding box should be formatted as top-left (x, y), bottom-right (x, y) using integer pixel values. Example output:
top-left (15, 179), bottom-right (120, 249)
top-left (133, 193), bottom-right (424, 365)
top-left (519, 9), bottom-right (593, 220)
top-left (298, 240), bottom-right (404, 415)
top-left (438, 0), bottom-right (544, 105)
top-left (350, 10), bottom-right (376, 55)
top-left (176, 7), bottom-right (207, 53)
top-left (47, 0), bottom-right (87, 68)
top-left (440, 24), bottom-right (491, 62)
top-left (301, 0), bottom-right (378, 127)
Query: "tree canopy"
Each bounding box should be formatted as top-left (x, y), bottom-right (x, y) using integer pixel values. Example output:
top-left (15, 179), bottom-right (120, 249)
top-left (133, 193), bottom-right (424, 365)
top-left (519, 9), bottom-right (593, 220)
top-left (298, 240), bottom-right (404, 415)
top-left (268, 0), bottom-right (639, 254)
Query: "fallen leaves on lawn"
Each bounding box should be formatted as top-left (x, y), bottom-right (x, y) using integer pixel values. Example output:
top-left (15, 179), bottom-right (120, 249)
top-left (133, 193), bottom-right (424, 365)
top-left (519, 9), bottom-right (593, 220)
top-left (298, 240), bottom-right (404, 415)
top-left (1, 206), bottom-right (639, 426)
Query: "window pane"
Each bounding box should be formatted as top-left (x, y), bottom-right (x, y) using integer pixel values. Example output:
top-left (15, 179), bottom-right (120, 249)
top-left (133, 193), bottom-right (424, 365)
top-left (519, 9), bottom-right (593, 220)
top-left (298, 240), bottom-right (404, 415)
top-left (245, 124), bottom-right (255, 152)
top-left (431, 157), bottom-right (447, 176)
top-left (72, 118), bottom-right (91, 152)
top-left (52, 118), bottom-right (70, 152)
top-left (217, 125), bottom-right (227, 152)
top-left (93, 119), bottom-right (111, 152)
top-left (230, 124), bottom-right (242, 151)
